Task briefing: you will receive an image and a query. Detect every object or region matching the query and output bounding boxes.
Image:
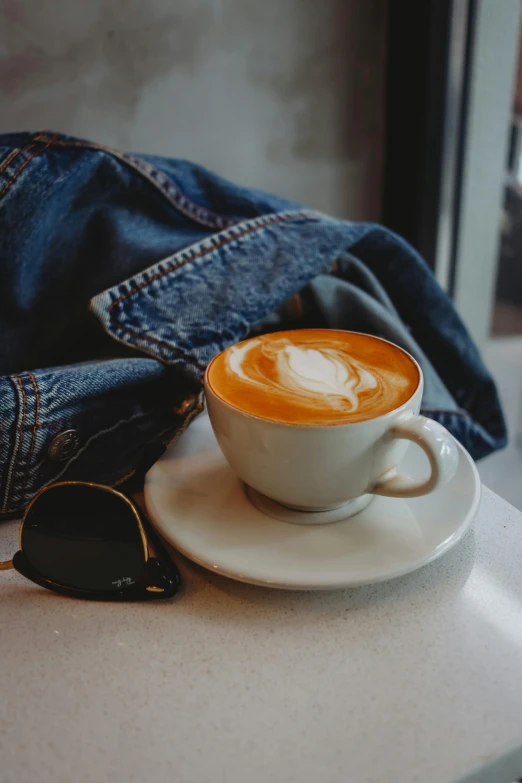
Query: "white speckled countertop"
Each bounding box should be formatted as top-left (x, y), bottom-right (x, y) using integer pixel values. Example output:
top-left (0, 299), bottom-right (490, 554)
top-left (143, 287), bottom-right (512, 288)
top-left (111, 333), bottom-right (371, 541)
top-left (1, 487), bottom-right (522, 783)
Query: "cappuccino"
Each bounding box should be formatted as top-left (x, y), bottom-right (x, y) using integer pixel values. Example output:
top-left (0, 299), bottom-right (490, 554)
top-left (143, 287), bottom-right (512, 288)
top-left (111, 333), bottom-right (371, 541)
top-left (207, 330), bottom-right (419, 425)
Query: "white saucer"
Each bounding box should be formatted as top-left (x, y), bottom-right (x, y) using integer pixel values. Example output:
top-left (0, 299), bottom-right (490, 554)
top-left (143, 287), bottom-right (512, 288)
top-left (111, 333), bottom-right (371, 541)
top-left (144, 413), bottom-right (481, 590)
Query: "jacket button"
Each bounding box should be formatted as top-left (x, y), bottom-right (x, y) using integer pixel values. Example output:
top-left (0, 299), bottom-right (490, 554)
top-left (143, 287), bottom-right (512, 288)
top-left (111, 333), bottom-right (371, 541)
top-left (47, 430), bottom-right (81, 462)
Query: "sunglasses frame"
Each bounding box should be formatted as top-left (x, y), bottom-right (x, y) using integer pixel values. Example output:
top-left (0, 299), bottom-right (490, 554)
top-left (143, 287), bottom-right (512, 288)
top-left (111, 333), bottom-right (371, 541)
top-left (0, 481), bottom-right (180, 601)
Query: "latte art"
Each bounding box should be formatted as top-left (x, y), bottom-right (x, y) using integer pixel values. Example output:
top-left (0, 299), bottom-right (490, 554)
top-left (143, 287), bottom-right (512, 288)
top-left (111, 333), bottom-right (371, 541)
top-left (207, 330), bottom-right (419, 425)
top-left (231, 341), bottom-right (380, 413)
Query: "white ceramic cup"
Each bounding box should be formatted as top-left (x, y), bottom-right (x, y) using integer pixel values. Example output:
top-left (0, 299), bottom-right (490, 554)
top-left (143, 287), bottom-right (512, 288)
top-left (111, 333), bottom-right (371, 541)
top-left (205, 334), bottom-right (459, 522)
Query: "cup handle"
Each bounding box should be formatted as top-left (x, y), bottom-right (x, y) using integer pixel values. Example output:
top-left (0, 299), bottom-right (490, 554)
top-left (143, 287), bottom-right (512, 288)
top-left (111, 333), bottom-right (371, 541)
top-left (370, 415), bottom-right (459, 498)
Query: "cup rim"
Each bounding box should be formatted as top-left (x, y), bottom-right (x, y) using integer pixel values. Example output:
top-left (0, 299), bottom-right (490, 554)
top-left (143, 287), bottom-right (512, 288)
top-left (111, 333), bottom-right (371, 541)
top-left (204, 329), bottom-right (423, 429)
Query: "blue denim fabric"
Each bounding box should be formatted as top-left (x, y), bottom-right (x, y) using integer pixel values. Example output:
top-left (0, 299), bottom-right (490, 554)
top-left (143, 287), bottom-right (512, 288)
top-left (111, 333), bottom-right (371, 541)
top-left (0, 131), bottom-right (507, 518)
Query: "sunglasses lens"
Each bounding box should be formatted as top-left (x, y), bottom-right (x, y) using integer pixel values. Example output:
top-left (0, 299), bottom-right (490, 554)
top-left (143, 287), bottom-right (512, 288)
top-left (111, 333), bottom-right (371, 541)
top-left (21, 485), bottom-right (146, 592)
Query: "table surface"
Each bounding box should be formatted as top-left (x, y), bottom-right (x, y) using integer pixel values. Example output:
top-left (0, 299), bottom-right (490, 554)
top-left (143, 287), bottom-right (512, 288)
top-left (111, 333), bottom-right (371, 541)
top-left (1, 485), bottom-right (522, 783)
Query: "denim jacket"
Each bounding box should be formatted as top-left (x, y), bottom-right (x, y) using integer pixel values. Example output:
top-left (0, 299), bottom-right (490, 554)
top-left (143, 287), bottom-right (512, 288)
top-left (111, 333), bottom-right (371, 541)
top-left (0, 131), bottom-right (506, 519)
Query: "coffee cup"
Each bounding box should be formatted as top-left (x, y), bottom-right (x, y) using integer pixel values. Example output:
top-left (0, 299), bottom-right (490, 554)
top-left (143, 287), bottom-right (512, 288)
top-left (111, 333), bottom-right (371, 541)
top-left (205, 329), bottom-right (459, 522)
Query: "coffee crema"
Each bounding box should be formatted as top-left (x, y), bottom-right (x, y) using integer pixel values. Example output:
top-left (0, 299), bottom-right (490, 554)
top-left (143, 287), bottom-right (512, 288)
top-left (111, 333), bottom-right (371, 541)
top-left (207, 330), bottom-right (420, 425)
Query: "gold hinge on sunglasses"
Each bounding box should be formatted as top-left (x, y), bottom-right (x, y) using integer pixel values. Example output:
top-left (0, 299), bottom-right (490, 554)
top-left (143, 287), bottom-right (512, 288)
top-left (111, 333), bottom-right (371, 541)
top-left (0, 560), bottom-right (14, 570)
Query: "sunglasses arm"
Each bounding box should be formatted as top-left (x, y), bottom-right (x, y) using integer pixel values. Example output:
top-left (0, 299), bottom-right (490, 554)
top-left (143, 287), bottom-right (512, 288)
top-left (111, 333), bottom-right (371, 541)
top-left (0, 560), bottom-right (14, 570)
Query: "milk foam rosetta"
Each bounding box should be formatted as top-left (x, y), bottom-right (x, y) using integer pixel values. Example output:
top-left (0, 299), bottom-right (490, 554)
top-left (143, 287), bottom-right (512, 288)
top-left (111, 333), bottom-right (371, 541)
top-left (207, 330), bottom-right (419, 425)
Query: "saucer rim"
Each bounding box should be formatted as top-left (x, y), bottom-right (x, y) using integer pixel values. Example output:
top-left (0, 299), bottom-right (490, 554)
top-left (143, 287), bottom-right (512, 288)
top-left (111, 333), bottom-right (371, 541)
top-left (145, 436), bottom-right (481, 591)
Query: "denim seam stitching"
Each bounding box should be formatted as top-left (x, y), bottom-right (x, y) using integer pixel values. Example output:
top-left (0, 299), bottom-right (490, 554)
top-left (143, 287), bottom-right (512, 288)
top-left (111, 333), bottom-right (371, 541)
top-left (123, 152), bottom-right (235, 229)
top-left (0, 135), bottom-right (44, 179)
top-left (1, 376), bottom-right (26, 512)
top-left (2, 409), bottom-right (160, 515)
top-left (0, 134), bottom-right (57, 200)
top-left (107, 321), bottom-right (207, 372)
top-left (0, 378), bottom-right (22, 512)
top-left (104, 209), bottom-right (316, 366)
top-left (107, 209), bottom-right (314, 308)
top-left (0, 145), bottom-right (31, 176)
top-left (32, 133), bottom-right (234, 230)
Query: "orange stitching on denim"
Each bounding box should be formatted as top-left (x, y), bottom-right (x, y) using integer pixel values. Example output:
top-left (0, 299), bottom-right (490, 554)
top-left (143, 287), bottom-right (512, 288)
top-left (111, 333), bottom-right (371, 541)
top-left (2, 408), bottom-right (160, 515)
top-left (0, 144), bottom-right (35, 176)
top-left (34, 134), bottom-right (232, 229)
top-left (122, 152), bottom-right (232, 229)
top-left (108, 211), bottom-right (310, 312)
top-left (0, 135), bottom-right (42, 183)
top-left (30, 130), bottom-right (50, 143)
top-left (110, 320), bottom-right (206, 371)
top-left (106, 210), bottom-right (311, 368)
top-left (33, 134), bottom-right (113, 150)
top-left (0, 135), bottom-right (56, 199)
top-left (21, 373), bottom-right (40, 500)
top-left (0, 149), bottom-right (20, 174)
top-left (12, 376), bottom-right (27, 494)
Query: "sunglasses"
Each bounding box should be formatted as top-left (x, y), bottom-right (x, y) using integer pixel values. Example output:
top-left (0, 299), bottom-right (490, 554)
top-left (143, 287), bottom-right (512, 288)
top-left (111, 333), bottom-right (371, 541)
top-left (0, 481), bottom-right (180, 601)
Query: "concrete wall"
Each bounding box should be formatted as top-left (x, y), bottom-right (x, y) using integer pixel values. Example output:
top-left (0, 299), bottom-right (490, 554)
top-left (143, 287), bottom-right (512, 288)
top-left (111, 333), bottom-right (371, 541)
top-left (0, 0), bottom-right (388, 219)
